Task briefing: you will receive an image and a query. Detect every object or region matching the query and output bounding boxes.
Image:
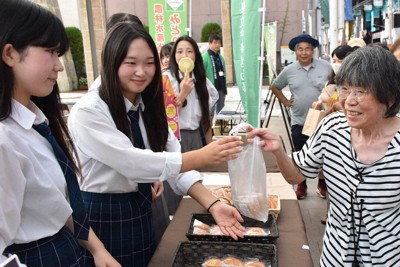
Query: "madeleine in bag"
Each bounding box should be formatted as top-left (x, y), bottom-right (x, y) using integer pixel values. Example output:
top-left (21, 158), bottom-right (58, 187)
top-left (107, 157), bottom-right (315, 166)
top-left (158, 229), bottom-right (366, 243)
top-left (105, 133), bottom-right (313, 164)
top-left (302, 108), bottom-right (327, 136)
top-left (228, 123), bottom-right (268, 222)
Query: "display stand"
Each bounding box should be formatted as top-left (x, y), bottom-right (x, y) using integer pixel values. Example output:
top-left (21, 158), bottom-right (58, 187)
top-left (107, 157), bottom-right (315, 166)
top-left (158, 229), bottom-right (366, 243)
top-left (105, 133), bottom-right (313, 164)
top-left (261, 88), bottom-right (294, 152)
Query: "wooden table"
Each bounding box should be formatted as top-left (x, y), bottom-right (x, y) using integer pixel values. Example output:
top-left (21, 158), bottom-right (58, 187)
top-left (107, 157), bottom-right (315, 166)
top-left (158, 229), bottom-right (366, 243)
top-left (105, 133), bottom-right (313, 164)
top-left (148, 197), bottom-right (313, 267)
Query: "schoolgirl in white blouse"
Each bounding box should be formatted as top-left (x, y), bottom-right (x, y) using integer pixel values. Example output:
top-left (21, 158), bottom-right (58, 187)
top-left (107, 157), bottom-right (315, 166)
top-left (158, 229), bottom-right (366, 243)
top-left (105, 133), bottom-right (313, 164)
top-left (0, 0), bottom-right (119, 266)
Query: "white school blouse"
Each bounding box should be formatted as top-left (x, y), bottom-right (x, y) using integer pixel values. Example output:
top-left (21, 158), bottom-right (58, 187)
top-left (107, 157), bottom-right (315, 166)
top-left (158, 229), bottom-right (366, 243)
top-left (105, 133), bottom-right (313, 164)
top-left (163, 70), bottom-right (218, 130)
top-left (67, 89), bottom-right (201, 194)
top-left (0, 100), bottom-right (72, 261)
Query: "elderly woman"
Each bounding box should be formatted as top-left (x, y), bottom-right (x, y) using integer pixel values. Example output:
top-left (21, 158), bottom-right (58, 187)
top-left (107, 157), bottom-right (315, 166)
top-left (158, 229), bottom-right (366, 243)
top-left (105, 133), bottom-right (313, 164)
top-left (247, 46), bottom-right (400, 266)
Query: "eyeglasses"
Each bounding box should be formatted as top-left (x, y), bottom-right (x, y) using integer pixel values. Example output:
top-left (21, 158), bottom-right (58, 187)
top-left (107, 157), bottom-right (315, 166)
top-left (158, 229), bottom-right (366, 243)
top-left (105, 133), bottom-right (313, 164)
top-left (338, 85), bottom-right (369, 101)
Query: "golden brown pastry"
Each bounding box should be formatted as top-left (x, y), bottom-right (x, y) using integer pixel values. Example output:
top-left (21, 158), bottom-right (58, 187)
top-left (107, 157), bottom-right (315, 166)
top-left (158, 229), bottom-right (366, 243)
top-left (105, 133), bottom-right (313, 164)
top-left (193, 227), bottom-right (210, 235)
top-left (245, 227), bottom-right (267, 236)
top-left (244, 260), bottom-right (266, 267)
top-left (193, 219), bottom-right (211, 231)
top-left (202, 258), bottom-right (222, 267)
top-left (268, 195), bottom-right (278, 209)
top-left (210, 225), bottom-right (224, 235)
top-left (222, 256), bottom-right (244, 266)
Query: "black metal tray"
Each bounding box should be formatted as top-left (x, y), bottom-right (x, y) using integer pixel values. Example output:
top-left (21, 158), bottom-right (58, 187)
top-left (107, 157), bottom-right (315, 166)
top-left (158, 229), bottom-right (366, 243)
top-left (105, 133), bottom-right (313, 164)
top-left (186, 213), bottom-right (278, 244)
top-left (171, 241), bottom-right (277, 267)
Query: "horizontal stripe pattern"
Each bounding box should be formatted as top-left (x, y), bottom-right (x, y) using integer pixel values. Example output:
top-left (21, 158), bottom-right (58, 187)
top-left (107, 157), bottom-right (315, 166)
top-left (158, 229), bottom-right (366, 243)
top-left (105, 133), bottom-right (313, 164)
top-left (293, 112), bottom-right (400, 266)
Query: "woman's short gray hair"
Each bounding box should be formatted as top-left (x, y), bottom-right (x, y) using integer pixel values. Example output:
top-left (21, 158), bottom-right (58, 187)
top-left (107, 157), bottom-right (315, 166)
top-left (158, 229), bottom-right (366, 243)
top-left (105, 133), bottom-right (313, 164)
top-left (335, 45), bottom-right (400, 117)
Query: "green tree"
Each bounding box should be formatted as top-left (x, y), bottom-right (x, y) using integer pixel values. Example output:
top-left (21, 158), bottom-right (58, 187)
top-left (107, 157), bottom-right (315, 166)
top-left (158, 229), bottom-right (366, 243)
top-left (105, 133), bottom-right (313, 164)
top-left (200, 22), bottom-right (222, 42)
top-left (65, 27), bottom-right (86, 83)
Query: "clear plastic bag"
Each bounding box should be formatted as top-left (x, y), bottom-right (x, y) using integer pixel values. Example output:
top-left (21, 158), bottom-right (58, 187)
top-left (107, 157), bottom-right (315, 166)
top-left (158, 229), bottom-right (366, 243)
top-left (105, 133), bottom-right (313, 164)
top-left (228, 123), bottom-right (268, 222)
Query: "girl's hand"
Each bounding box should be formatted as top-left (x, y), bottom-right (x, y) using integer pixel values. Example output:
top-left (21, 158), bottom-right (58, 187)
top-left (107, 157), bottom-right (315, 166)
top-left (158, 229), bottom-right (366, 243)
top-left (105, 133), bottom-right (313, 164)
top-left (199, 136), bottom-right (243, 165)
top-left (152, 181), bottom-right (164, 201)
top-left (174, 93), bottom-right (183, 109)
top-left (208, 201), bottom-right (245, 240)
top-left (179, 71), bottom-right (194, 96)
top-left (92, 247), bottom-right (121, 267)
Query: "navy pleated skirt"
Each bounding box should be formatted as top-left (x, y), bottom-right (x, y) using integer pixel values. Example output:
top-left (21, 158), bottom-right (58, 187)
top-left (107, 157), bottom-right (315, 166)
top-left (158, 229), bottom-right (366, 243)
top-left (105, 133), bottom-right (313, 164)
top-left (3, 226), bottom-right (84, 267)
top-left (81, 191), bottom-right (154, 267)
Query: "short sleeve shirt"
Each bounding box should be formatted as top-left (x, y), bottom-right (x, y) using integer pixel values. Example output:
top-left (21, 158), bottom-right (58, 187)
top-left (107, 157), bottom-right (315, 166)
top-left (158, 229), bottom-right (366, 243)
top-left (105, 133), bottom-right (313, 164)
top-left (273, 58), bottom-right (332, 126)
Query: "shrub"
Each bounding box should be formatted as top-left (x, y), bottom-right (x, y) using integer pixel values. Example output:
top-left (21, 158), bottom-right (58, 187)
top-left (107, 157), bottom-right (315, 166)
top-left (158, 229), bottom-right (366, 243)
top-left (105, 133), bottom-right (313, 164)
top-left (65, 27), bottom-right (86, 81)
top-left (200, 22), bottom-right (222, 42)
top-left (143, 24), bottom-right (149, 33)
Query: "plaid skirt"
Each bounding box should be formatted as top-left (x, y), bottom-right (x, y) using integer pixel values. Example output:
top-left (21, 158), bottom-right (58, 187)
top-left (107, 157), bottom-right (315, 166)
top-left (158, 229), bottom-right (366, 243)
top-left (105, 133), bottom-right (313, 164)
top-left (81, 191), bottom-right (154, 267)
top-left (3, 226), bottom-right (84, 267)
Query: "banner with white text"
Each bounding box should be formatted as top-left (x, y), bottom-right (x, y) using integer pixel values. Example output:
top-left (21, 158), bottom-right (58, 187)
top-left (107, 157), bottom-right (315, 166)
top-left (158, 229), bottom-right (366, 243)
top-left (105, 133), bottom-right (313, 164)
top-left (231, 0), bottom-right (261, 127)
top-left (148, 0), bottom-right (187, 51)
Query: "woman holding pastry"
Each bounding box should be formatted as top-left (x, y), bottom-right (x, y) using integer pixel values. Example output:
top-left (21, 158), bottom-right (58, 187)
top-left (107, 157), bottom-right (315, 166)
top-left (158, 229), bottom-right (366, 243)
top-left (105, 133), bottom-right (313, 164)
top-left (163, 35), bottom-right (218, 152)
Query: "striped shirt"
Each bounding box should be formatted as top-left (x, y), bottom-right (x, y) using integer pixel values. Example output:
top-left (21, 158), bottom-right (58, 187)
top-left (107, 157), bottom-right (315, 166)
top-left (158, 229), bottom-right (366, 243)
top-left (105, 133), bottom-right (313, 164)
top-left (292, 111), bottom-right (400, 266)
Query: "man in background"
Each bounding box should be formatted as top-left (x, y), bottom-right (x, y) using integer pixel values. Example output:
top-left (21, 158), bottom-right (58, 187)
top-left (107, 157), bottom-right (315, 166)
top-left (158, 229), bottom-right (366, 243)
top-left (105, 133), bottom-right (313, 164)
top-left (202, 34), bottom-right (227, 120)
top-left (271, 34), bottom-right (332, 199)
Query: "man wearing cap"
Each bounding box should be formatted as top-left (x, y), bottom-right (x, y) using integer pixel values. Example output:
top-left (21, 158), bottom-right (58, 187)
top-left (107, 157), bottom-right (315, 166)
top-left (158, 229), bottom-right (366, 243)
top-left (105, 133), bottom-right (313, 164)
top-left (271, 34), bottom-right (332, 199)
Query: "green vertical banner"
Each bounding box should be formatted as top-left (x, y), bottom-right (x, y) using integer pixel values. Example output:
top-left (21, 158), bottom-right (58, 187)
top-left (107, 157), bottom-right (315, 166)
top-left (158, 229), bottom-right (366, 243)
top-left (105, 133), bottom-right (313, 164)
top-left (231, 0), bottom-right (261, 127)
top-left (148, 0), bottom-right (187, 51)
top-left (264, 22), bottom-right (277, 85)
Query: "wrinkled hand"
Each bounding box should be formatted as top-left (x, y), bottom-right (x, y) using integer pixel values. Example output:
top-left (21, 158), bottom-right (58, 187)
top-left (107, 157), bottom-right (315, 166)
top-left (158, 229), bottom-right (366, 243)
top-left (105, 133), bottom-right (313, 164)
top-left (152, 181), bottom-right (164, 201)
top-left (209, 201), bottom-right (245, 240)
top-left (246, 126), bottom-right (282, 152)
top-left (200, 136), bottom-right (243, 165)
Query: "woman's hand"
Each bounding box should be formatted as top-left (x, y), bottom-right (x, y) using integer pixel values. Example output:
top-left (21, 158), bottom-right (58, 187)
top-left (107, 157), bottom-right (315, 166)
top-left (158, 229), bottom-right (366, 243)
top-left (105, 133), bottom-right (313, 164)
top-left (246, 126), bottom-right (282, 153)
top-left (312, 100), bottom-right (323, 110)
top-left (152, 181), bottom-right (164, 201)
top-left (208, 201), bottom-right (245, 240)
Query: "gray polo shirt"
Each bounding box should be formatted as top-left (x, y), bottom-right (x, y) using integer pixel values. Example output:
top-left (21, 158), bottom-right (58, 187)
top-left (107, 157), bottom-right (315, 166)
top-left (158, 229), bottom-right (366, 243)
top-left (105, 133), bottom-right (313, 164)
top-left (273, 58), bottom-right (332, 126)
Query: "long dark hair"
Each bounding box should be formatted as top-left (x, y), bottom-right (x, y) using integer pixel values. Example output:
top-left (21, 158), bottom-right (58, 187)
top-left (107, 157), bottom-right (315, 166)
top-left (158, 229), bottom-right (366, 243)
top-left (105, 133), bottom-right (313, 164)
top-left (169, 35), bottom-right (211, 132)
top-left (99, 22), bottom-right (168, 151)
top-left (0, 0), bottom-right (78, 170)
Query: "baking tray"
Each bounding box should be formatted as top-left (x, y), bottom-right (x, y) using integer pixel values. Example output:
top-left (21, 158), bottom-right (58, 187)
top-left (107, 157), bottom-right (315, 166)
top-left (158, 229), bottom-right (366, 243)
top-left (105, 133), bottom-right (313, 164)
top-left (171, 241), bottom-right (277, 267)
top-left (186, 213), bottom-right (278, 244)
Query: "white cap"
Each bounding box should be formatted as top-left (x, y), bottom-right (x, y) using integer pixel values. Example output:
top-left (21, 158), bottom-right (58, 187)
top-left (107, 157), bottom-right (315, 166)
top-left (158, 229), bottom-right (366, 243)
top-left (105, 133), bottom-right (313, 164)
top-left (347, 38), bottom-right (366, 48)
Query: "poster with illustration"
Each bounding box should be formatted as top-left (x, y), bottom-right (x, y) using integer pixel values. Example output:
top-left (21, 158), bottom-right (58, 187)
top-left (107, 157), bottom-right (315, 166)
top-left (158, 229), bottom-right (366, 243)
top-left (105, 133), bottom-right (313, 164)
top-left (162, 75), bottom-right (180, 140)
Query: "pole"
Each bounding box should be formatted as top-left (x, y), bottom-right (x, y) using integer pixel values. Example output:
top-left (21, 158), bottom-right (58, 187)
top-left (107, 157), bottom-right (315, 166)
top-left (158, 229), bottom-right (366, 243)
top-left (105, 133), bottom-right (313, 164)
top-left (329, 0), bottom-right (339, 56)
top-left (187, 0), bottom-right (192, 36)
top-left (388, 0), bottom-right (393, 43)
top-left (338, 0), bottom-right (344, 44)
top-left (258, 0), bottom-right (266, 128)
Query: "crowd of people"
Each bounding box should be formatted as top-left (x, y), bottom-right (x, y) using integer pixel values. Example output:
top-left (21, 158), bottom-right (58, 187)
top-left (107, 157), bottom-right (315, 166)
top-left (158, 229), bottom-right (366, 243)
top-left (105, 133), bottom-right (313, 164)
top-left (1, 0), bottom-right (400, 266)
